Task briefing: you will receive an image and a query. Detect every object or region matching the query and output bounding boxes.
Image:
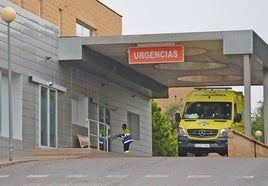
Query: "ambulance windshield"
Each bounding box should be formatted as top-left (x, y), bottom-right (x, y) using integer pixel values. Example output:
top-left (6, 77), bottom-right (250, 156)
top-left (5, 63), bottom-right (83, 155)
top-left (183, 102), bottom-right (232, 119)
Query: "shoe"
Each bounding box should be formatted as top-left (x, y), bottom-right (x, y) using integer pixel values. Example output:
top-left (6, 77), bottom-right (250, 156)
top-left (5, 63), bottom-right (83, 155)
top-left (124, 151), bottom-right (130, 157)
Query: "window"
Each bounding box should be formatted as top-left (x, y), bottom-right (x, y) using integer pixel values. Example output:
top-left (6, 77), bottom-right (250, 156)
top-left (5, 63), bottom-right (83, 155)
top-left (99, 106), bottom-right (110, 125)
top-left (71, 95), bottom-right (88, 127)
top-left (127, 112), bottom-right (140, 140)
top-left (0, 71), bottom-right (22, 140)
top-left (38, 0), bottom-right (43, 17)
top-left (76, 21), bottom-right (95, 37)
top-left (40, 86), bottom-right (57, 147)
top-left (99, 106), bottom-right (110, 151)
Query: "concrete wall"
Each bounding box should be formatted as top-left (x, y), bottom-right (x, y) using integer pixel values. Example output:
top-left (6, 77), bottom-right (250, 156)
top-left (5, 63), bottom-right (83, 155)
top-left (0, 1), bottom-right (59, 157)
top-left (58, 65), bottom-right (152, 156)
top-left (228, 130), bottom-right (268, 157)
top-left (0, 1), bottom-right (152, 157)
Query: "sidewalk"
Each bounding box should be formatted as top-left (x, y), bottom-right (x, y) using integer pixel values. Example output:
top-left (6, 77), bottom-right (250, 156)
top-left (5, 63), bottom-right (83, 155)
top-left (0, 148), bottom-right (124, 168)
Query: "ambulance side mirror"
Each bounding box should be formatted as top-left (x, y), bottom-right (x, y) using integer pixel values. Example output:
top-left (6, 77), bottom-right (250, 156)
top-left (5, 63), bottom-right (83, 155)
top-left (175, 113), bottom-right (181, 122)
top-left (234, 113), bottom-right (242, 123)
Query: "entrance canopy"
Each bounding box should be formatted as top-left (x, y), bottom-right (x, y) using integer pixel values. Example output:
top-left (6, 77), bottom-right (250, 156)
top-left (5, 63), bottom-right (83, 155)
top-left (59, 30), bottom-right (268, 98)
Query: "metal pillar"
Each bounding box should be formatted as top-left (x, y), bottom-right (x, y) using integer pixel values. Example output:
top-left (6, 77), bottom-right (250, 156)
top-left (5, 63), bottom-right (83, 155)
top-left (7, 23), bottom-right (13, 161)
top-left (243, 55), bottom-right (251, 137)
top-left (263, 69), bottom-right (268, 144)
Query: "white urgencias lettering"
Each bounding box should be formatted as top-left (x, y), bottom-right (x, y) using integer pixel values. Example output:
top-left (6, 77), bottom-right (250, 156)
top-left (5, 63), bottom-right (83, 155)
top-left (133, 50), bottom-right (179, 60)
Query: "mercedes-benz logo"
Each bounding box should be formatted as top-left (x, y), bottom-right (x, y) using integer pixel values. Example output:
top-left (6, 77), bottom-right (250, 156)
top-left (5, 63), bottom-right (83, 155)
top-left (199, 130), bottom-right (206, 136)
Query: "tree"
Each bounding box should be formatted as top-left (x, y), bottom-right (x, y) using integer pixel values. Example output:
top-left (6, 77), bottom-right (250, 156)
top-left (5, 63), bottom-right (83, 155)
top-left (164, 101), bottom-right (184, 131)
top-left (152, 100), bottom-right (177, 156)
top-left (251, 100), bottom-right (264, 142)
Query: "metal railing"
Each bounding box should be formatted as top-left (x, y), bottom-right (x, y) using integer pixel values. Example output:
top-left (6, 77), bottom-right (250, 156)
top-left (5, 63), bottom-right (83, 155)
top-left (87, 119), bottom-right (110, 152)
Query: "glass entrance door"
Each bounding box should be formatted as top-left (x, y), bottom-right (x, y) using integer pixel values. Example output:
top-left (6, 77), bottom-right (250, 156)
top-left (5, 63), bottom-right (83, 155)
top-left (40, 86), bottom-right (57, 147)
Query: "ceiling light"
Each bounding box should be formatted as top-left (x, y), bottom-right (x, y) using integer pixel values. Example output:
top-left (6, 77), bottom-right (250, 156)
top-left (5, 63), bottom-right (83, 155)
top-left (184, 47), bottom-right (206, 56)
top-left (155, 62), bottom-right (226, 71)
top-left (177, 75), bottom-right (243, 83)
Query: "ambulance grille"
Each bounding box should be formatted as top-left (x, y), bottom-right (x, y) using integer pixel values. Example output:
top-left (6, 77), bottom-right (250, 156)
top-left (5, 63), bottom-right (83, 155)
top-left (187, 129), bottom-right (218, 138)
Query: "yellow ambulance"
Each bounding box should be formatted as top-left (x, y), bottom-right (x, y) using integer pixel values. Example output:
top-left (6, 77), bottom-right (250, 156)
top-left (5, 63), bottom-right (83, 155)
top-left (175, 87), bottom-right (244, 156)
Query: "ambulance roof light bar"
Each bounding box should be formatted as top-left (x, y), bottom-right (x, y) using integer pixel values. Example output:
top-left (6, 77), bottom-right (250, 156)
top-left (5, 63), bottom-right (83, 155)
top-left (194, 87), bottom-right (232, 90)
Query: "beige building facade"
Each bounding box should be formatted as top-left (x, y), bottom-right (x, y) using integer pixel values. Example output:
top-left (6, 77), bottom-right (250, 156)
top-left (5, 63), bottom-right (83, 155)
top-left (155, 87), bottom-right (193, 112)
top-left (10, 0), bottom-right (122, 36)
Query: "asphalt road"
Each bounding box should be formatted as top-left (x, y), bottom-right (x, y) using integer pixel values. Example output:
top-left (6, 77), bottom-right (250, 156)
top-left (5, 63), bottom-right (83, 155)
top-left (0, 157), bottom-right (267, 186)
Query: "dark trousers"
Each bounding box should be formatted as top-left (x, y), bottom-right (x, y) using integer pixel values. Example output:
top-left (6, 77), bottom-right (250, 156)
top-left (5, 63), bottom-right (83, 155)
top-left (123, 142), bottom-right (131, 152)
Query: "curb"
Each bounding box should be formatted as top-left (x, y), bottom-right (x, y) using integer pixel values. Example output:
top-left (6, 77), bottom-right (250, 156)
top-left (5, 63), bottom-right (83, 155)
top-left (0, 156), bottom-right (81, 168)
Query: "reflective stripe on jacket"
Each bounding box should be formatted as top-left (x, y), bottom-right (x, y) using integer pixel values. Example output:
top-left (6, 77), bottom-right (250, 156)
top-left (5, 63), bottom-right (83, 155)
top-left (122, 128), bottom-right (133, 144)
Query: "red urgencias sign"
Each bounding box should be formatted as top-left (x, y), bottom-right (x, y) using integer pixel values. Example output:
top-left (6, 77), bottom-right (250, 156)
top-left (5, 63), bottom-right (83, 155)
top-left (128, 45), bottom-right (184, 64)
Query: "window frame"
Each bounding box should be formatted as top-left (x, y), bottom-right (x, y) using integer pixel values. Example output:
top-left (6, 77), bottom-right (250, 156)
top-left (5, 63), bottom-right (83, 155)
top-left (71, 94), bottom-right (88, 127)
top-left (127, 111), bottom-right (140, 141)
top-left (0, 71), bottom-right (22, 140)
top-left (76, 20), bottom-right (95, 37)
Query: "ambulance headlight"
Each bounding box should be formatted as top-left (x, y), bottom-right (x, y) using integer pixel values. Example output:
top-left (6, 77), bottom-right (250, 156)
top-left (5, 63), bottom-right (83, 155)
top-left (179, 128), bottom-right (187, 136)
top-left (219, 129), bottom-right (228, 137)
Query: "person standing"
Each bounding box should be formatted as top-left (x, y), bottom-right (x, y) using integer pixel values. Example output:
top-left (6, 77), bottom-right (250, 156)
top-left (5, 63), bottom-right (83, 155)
top-left (117, 123), bottom-right (133, 156)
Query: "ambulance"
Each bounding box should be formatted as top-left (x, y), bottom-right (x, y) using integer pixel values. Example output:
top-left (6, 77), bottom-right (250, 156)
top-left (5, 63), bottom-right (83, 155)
top-left (175, 87), bottom-right (244, 156)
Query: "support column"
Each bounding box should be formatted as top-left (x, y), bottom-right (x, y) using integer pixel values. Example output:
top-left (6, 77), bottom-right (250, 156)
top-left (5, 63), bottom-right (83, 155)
top-left (243, 55), bottom-right (251, 137)
top-left (264, 70), bottom-right (268, 144)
